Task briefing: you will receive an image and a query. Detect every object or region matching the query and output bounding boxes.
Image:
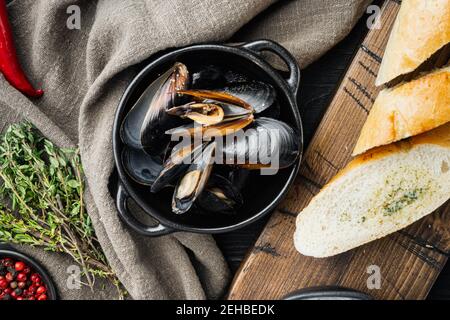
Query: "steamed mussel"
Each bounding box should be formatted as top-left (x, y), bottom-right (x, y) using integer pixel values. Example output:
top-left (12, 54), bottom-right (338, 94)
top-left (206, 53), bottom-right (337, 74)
top-left (121, 62), bottom-right (189, 154)
top-left (119, 62), bottom-right (300, 215)
top-left (172, 142), bottom-right (216, 214)
top-left (221, 117), bottom-right (300, 170)
top-left (151, 143), bottom-right (203, 193)
top-left (197, 174), bottom-right (243, 215)
top-left (121, 147), bottom-right (163, 186)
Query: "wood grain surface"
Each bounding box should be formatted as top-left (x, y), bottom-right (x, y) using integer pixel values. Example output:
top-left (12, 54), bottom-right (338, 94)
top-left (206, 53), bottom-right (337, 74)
top-left (227, 0), bottom-right (450, 300)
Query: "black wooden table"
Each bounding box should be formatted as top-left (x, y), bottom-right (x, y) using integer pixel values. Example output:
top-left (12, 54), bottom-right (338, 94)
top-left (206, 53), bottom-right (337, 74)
top-left (214, 13), bottom-right (450, 300)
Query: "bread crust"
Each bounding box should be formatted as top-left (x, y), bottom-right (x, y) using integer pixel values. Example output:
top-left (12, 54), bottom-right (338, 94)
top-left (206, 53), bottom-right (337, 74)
top-left (343, 123), bottom-right (450, 184)
top-left (353, 67), bottom-right (450, 156)
top-left (295, 123), bottom-right (450, 257)
top-left (375, 0), bottom-right (450, 86)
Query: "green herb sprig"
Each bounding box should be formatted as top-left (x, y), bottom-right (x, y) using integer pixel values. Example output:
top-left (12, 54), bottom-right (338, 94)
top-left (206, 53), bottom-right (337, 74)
top-left (0, 122), bottom-right (124, 298)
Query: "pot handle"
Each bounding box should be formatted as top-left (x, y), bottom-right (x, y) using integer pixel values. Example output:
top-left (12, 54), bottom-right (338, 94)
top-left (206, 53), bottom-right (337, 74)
top-left (241, 40), bottom-right (301, 95)
top-left (116, 183), bottom-right (173, 237)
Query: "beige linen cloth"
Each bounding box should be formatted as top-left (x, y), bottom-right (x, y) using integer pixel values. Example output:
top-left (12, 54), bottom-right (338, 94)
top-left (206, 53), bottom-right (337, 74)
top-left (0, 0), bottom-right (370, 299)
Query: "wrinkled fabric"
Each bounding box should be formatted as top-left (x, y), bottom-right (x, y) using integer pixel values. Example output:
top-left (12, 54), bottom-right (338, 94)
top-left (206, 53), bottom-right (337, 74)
top-left (0, 0), bottom-right (370, 299)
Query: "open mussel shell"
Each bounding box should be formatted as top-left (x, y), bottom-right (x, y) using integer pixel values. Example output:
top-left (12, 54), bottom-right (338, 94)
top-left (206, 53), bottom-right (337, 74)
top-left (221, 117), bottom-right (300, 170)
top-left (121, 147), bottom-right (163, 186)
top-left (222, 81), bottom-right (276, 114)
top-left (167, 102), bottom-right (225, 126)
top-left (172, 142), bottom-right (216, 214)
top-left (167, 99), bottom-right (252, 127)
top-left (139, 62), bottom-right (189, 155)
top-left (173, 90), bottom-right (254, 126)
top-left (203, 99), bottom-right (253, 123)
top-left (177, 90), bottom-right (253, 112)
top-left (197, 175), bottom-right (243, 215)
top-left (151, 143), bottom-right (204, 193)
top-left (166, 114), bottom-right (254, 140)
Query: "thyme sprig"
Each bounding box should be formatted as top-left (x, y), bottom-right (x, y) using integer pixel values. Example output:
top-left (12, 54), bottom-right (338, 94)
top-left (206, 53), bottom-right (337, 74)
top-left (0, 122), bottom-right (124, 298)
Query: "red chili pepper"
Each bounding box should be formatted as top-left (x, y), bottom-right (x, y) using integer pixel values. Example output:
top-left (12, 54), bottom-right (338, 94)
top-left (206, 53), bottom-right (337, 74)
top-left (0, 0), bottom-right (43, 97)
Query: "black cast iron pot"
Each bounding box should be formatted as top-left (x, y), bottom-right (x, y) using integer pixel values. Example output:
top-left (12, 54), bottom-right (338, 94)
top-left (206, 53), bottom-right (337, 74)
top-left (112, 40), bottom-right (303, 236)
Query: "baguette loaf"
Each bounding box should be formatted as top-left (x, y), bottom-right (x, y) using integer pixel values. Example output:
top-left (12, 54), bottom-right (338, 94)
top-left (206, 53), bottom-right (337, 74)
top-left (375, 0), bottom-right (450, 86)
top-left (294, 123), bottom-right (450, 258)
top-left (353, 66), bottom-right (450, 156)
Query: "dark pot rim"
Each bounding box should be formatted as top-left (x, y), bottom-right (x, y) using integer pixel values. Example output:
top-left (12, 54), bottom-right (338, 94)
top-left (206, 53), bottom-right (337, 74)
top-left (0, 248), bottom-right (58, 300)
top-left (112, 40), bottom-right (303, 236)
top-left (283, 286), bottom-right (373, 300)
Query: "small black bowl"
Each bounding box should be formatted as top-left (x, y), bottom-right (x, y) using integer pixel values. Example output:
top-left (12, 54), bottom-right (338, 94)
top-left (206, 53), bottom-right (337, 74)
top-left (0, 246), bottom-right (58, 300)
top-left (112, 39), bottom-right (303, 236)
top-left (284, 287), bottom-right (373, 300)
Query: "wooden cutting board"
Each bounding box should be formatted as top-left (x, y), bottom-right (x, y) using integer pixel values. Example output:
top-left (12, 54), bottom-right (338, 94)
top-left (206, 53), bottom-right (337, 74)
top-left (228, 0), bottom-right (450, 300)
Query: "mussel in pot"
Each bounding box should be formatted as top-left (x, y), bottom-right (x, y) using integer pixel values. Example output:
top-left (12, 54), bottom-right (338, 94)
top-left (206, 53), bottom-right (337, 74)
top-left (167, 102), bottom-right (225, 126)
top-left (167, 99), bottom-right (252, 126)
top-left (177, 90), bottom-right (253, 111)
top-left (121, 62), bottom-right (189, 153)
top-left (166, 114), bottom-right (254, 140)
top-left (151, 143), bottom-right (204, 193)
top-left (223, 69), bottom-right (250, 84)
top-left (197, 175), bottom-right (243, 215)
top-left (191, 65), bottom-right (227, 89)
top-left (166, 89), bottom-right (255, 137)
top-left (121, 147), bottom-right (163, 186)
top-left (191, 65), bottom-right (253, 89)
top-left (172, 142), bottom-right (216, 214)
top-left (140, 63), bottom-right (190, 155)
top-left (221, 117), bottom-right (300, 170)
top-left (119, 61), bottom-right (300, 216)
top-left (222, 81), bottom-right (276, 114)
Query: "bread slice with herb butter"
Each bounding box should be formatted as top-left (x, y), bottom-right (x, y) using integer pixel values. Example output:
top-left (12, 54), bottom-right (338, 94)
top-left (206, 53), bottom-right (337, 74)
top-left (294, 123), bottom-right (450, 258)
top-left (353, 66), bottom-right (450, 156)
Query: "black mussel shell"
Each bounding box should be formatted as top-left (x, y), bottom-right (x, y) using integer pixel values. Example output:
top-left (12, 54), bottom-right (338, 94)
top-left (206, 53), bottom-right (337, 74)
top-left (228, 167), bottom-right (250, 191)
top-left (191, 65), bottom-right (227, 89)
top-left (223, 70), bottom-right (250, 84)
top-left (220, 117), bottom-right (300, 170)
top-left (166, 114), bottom-right (254, 140)
top-left (120, 86), bottom-right (156, 149)
top-left (197, 189), bottom-right (236, 215)
top-left (222, 81), bottom-right (276, 114)
top-left (197, 175), bottom-right (243, 215)
top-left (172, 142), bottom-right (215, 214)
top-left (151, 143), bottom-right (204, 193)
top-left (140, 63), bottom-right (189, 155)
top-left (121, 147), bottom-right (164, 186)
top-left (259, 101), bottom-right (281, 119)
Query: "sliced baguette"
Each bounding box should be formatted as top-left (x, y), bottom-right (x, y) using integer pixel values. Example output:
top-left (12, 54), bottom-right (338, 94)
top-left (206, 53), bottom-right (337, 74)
top-left (294, 123), bottom-right (450, 258)
top-left (376, 0), bottom-right (450, 86)
top-left (353, 66), bottom-right (450, 156)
